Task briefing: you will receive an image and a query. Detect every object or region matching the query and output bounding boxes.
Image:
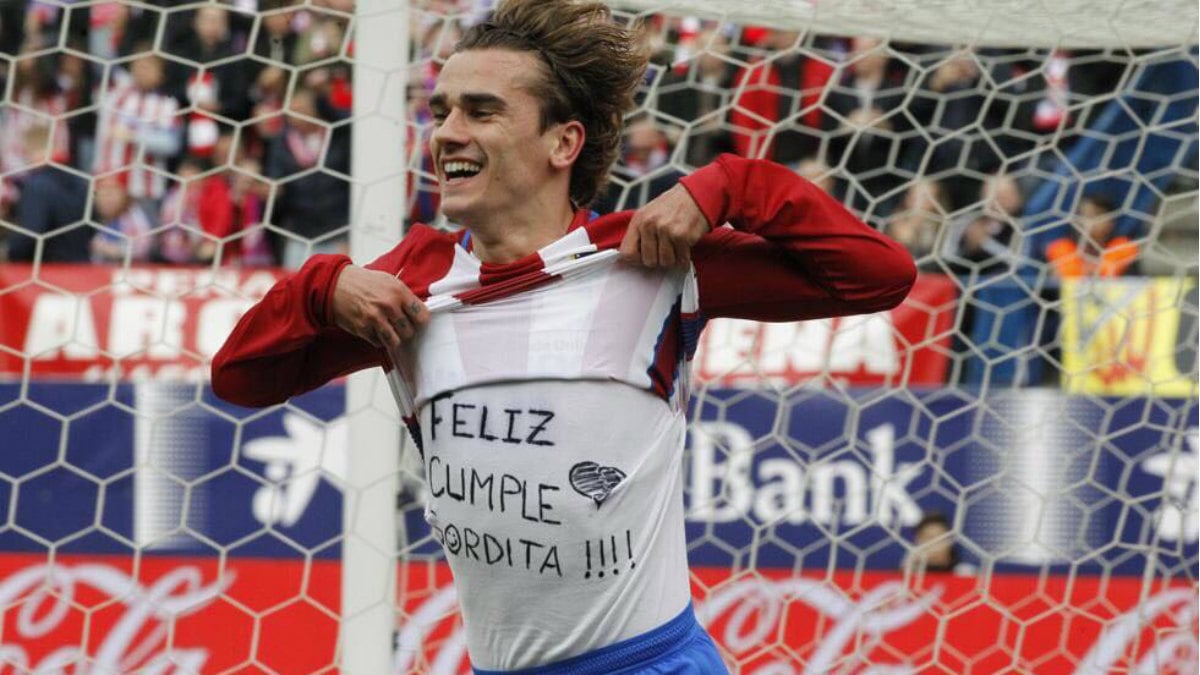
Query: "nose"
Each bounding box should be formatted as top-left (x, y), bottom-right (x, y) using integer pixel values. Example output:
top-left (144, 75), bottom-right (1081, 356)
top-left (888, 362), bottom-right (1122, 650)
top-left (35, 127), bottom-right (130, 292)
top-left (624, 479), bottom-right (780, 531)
top-left (430, 108), bottom-right (469, 153)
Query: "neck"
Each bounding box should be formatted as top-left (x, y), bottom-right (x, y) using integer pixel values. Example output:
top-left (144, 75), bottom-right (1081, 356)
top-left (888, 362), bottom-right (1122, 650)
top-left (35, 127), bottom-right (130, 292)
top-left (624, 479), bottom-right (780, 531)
top-left (466, 195), bottom-right (577, 264)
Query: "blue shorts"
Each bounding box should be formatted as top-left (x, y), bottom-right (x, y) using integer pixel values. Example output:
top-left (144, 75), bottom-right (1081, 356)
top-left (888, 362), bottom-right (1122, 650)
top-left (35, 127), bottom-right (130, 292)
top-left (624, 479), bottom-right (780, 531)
top-left (473, 604), bottom-right (729, 675)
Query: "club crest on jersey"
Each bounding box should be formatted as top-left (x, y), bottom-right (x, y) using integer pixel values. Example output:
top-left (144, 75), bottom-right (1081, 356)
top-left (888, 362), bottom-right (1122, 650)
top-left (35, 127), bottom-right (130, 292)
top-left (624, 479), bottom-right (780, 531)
top-left (569, 461), bottom-right (626, 507)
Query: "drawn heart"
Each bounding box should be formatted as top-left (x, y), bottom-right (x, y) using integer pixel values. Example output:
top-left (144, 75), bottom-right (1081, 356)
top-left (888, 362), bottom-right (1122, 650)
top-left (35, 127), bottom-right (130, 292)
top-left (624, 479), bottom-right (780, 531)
top-left (569, 461), bottom-right (627, 507)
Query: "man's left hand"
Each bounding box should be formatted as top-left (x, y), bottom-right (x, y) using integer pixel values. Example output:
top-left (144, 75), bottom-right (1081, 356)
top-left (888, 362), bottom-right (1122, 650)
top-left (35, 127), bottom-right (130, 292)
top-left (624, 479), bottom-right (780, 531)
top-left (619, 184), bottom-right (712, 268)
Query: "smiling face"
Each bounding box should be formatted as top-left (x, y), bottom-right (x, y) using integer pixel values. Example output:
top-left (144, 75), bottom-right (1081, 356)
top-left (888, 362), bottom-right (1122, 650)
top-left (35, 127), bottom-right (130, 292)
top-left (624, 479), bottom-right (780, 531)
top-left (429, 49), bottom-right (580, 234)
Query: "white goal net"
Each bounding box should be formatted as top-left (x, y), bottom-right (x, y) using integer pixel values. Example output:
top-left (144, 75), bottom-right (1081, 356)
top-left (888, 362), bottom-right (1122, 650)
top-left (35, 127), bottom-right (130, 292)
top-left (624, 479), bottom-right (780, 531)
top-left (0, 0), bottom-right (1196, 673)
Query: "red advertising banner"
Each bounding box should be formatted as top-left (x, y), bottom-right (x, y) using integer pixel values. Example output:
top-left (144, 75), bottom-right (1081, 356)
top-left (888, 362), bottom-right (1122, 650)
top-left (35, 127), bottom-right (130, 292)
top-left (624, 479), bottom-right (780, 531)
top-left (0, 553), bottom-right (340, 674)
top-left (0, 265), bottom-right (957, 387)
top-left (0, 265), bottom-right (284, 381)
top-left (691, 274), bottom-right (957, 388)
top-left (1, 554), bottom-right (1192, 674)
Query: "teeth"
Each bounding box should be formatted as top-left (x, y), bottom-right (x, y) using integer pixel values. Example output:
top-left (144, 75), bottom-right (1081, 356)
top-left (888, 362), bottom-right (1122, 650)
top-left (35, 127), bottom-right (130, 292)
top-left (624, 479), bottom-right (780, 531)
top-left (443, 160), bottom-right (482, 175)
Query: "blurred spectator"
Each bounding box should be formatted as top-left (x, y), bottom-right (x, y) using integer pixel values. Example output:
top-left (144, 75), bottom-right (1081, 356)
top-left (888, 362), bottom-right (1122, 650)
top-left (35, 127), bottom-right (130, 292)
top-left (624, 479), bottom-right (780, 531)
top-left (0, 0), bottom-right (24, 56)
top-left (793, 157), bottom-right (836, 195)
top-left (5, 125), bottom-right (89, 263)
top-left (89, 175), bottom-right (154, 263)
top-left (1030, 50), bottom-right (1070, 136)
top-left (292, 10), bottom-right (348, 66)
top-left (595, 114), bottom-right (684, 213)
top-left (265, 87), bottom-right (350, 268)
top-left (158, 156), bottom-right (233, 264)
top-left (405, 74), bottom-right (441, 224)
top-left (941, 174), bottom-right (1022, 274)
top-left (88, 1), bottom-right (129, 62)
top-left (57, 45), bottom-right (96, 170)
top-left (253, 2), bottom-right (301, 71)
top-left (888, 178), bottom-right (947, 264)
top-left (823, 38), bottom-right (911, 218)
top-left (226, 158), bottom-right (275, 266)
top-left (166, 6), bottom-right (251, 121)
top-left (904, 511), bottom-right (975, 575)
top-left (249, 66), bottom-right (290, 150)
top-left (93, 51), bottom-right (183, 210)
top-left (905, 49), bottom-right (1007, 208)
top-left (728, 29), bottom-right (836, 163)
top-left (1046, 194), bottom-right (1139, 278)
top-left (1, 53), bottom-right (72, 181)
top-left (654, 28), bottom-right (738, 167)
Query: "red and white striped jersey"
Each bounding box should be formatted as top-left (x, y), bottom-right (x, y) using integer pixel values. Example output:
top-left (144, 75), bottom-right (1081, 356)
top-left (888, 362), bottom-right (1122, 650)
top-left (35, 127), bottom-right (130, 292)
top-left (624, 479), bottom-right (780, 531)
top-left (393, 221), bottom-right (699, 410)
top-left (94, 70), bottom-right (182, 200)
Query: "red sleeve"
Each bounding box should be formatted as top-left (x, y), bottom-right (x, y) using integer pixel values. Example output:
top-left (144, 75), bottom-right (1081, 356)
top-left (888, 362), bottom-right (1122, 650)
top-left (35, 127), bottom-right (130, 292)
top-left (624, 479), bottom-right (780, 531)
top-left (684, 154), bottom-right (916, 321)
top-left (210, 231), bottom-right (424, 408)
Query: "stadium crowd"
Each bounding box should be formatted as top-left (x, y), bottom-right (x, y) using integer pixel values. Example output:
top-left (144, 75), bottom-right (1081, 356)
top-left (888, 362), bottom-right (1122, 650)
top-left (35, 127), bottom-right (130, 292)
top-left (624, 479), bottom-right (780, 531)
top-left (0, 0), bottom-right (1158, 279)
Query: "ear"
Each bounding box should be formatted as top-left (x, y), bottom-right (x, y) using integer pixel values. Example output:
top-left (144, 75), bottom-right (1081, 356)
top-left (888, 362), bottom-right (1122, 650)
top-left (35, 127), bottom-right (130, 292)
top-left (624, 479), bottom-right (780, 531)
top-left (548, 120), bottom-right (585, 170)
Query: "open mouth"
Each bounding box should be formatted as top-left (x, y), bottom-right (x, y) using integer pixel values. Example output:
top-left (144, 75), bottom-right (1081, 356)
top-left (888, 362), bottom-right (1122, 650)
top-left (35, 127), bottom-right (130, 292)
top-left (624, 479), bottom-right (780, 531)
top-left (442, 160), bottom-right (483, 184)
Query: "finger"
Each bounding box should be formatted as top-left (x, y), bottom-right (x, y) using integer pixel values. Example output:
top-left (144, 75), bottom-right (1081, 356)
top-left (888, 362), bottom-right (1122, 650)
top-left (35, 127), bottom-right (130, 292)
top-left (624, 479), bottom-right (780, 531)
top-left (674, 239), bottom-right (692, 268)
top-left (640, 222), bottom-right (659, 267)
top-left (619, 222), bottom-right (642, 262)
top-left (376, 299), bottom-right (404, 328)
top-left (393, 316), bottom-right (414, 340)
top-left (358, 328), bottom-right (382, 349)
top-left (371, 325), bottom-right (397, 352)
top-left (403, 298), bottom-right (430, 326)
top-left (657, 232), bottom-right (675, 268)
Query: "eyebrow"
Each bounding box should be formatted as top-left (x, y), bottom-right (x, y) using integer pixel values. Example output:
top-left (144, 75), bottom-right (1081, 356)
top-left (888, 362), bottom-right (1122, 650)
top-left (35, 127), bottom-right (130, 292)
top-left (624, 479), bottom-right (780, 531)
top-left (428, 92), bottom-right (508, 112)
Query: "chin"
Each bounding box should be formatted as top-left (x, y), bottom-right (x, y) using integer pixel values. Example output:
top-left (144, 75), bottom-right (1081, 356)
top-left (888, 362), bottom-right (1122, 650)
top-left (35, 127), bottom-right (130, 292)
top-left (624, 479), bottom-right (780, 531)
top-left (439, 197), bottom-right (472, 224)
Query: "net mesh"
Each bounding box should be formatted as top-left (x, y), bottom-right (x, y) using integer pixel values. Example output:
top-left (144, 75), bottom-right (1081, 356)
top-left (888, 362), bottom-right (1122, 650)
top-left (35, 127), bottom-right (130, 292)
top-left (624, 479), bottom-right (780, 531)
top-left (0, 1), bottom-right (1197, 673)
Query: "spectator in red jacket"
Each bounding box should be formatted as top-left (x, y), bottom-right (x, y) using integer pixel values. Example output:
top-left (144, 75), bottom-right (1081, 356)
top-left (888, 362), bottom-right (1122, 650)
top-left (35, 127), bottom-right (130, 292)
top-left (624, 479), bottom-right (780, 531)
top-left (158, 155), bottom-right (235, 264)
top-left (728, 29), bottom-right (836, 164)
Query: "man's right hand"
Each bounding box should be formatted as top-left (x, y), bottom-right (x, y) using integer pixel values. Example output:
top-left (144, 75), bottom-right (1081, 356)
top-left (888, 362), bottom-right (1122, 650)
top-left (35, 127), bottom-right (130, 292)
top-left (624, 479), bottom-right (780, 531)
top-left (330, 265), bottom-right (429, 351)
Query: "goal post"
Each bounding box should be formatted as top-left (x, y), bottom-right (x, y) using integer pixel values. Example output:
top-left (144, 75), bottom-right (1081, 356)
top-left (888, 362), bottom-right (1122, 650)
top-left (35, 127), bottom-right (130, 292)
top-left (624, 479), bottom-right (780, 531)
top-left (342, 1), bottom-right (407, 673)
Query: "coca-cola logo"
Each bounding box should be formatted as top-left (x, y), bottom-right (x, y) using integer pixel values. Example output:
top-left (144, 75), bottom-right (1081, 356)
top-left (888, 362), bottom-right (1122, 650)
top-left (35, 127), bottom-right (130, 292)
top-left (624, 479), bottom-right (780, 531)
top-left (695, 578), bottom-right (940, 674)
top-left (1074, 587), bottom-right (1197, 675)
top-left (394, 578), bottom-right (941, 675)
top-left (393, 576), bottom-right (1199, 675)
top-left (0, 562), bottom-right (232, 673)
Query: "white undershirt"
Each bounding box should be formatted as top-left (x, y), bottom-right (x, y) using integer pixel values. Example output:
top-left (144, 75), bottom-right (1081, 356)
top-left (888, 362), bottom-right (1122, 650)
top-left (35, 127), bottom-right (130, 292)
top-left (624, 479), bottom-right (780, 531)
top-left (420, 378), bottom-right (692, 670)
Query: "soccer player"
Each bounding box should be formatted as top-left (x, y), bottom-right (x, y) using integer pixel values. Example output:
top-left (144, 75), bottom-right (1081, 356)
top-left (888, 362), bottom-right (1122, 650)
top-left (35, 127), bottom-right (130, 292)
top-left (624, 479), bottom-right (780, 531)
top-left (212, 1), bottom-right (916, 672)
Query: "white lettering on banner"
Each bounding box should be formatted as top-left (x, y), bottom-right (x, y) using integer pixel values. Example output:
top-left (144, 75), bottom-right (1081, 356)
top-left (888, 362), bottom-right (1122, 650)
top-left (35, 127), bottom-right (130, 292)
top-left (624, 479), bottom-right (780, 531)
top-left (24, 294), bottom-right (100, 360)
top-left (108, 297), bottom-right (186, 359)
top-left (757, 322), bottom-right (828, 374)
top-left (826, 314), bottom-right (899, 375)
top-left (693, 314), bottom-right (899, 382)
top-left (14, 268), bottom-right (283, 376)
top-left (0, 562), bottom-right (231, 674)
top-left (110, 268), bottom-right (279, 300)
top-left (1137, 427), bottom-right (1199, 543)
top-left (196, 298), bottom-right (255, 359)
top-left (687, 422), bottom-right (921, 528)
top-left (245, 413), bottom-right (348, 528)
